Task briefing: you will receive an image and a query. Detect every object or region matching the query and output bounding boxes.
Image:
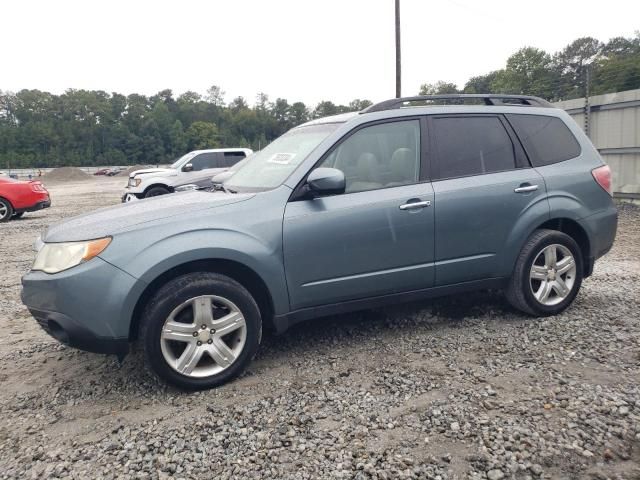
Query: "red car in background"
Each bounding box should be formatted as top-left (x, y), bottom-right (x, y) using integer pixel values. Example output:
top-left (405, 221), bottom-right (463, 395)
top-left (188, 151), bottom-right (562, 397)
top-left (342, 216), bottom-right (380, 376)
top-left (0, 177), bottom-right (51, 222)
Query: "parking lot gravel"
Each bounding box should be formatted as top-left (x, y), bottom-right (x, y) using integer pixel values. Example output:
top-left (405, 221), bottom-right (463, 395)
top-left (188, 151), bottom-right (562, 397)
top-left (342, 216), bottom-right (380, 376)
top-left (0, 178), bottom-right (638, 479)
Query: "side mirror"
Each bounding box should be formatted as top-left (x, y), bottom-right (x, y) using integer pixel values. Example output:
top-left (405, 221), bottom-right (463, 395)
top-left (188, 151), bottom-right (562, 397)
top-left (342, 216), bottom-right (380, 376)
top-left (306, 168), bottom-right (345, 196)
top-left (182, 163), bottom-right (194, 172)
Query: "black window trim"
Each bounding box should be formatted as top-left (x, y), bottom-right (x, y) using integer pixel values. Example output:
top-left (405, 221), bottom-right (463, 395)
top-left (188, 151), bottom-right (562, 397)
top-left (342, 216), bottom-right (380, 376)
top-left (289, 116), bottom-right (430, 201)
top-left (427, 113), bottom-right (530, 182)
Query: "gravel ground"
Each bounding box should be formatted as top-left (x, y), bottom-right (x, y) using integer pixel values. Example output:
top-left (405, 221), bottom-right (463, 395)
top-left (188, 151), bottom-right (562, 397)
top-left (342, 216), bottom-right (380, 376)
top-left (0, 178), bottom-right (638, 480)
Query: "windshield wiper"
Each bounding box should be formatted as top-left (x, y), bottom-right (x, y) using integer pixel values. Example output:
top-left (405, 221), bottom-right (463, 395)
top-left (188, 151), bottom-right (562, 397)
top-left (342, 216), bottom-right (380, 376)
top-left (212, 184), bottom-right (237, 194)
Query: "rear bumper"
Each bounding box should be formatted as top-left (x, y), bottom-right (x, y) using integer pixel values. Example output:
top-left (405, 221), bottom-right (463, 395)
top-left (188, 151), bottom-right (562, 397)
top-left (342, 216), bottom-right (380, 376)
top-left (580, 204), bottom-right (618, 276)
top-left (16, 198), bottom-right (51, 213)
top-left (582, 205), bottom-right (618, 260)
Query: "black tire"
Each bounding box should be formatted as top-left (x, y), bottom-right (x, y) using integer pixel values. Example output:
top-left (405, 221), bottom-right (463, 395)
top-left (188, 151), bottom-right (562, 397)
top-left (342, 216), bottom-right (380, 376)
top-left (506, 229), bottom-right (583, 316)
top-left (12, 212), bottom-right (24, 219)
top-left (140, 272), bottom-right (262, 390)
top-left (0, 198), bottom-right (14, 222)
top-left (144, 186), bottom-right (170, 198)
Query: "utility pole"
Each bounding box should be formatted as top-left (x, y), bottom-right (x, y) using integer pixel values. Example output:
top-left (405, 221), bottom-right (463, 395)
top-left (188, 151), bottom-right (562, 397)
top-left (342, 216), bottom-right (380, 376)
top-left (395, 0), bottom-right (401, 98)
top-left (584, 64), bottom-right (591, 138)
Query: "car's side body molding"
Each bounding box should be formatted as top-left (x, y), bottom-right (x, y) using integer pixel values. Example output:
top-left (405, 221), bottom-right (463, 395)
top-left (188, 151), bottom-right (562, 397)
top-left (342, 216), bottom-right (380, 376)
top-left (272, 277), bottom-right (507, 333)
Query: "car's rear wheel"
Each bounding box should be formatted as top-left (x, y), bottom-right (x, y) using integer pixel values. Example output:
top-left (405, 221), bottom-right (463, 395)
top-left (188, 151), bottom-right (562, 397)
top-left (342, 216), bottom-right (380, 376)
top-left (506, 229), bottom-right (583, 316)
top-left (140, 272), bottom-right (262, 390)
top-left (145, 186), bottom-right (170, 198)
top-left (0, 198), bottom-right (14, 222)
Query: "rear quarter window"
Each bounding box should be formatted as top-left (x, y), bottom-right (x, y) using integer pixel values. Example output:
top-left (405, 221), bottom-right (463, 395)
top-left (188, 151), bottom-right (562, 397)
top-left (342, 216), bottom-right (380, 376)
top-left (507, 114), bottom-right (581, 167)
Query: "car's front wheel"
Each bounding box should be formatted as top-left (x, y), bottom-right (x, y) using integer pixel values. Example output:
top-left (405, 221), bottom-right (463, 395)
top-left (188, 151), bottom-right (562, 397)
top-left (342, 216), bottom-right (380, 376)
top-left (140, 272), bottom-right (262, 390)
top-left (506, 229), bottom-right (583, 316)
top-left (144, 186), bottom-right (170, 198)
top-left (0, 198), bottom-right (14, 222)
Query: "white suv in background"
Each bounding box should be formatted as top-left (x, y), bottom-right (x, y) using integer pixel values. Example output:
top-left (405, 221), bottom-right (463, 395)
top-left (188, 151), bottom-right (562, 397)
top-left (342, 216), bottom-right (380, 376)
top-left (122, 148), bottom-right (253, 202)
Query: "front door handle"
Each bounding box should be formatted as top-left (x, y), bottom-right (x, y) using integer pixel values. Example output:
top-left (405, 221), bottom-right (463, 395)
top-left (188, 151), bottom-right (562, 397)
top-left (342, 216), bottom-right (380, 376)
top-left (399, 200), bottom-right (431, 210)
top-left (514, 184), bottom-right (539, 193)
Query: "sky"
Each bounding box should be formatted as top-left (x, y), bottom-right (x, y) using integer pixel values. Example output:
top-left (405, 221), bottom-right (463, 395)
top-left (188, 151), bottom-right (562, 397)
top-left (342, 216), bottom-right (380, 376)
top-left (2, 0), bottom-right (639, 107)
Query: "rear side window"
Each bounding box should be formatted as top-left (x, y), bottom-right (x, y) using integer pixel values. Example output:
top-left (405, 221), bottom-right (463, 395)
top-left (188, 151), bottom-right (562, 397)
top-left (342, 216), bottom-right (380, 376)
top-left (507, 114), bottom-right (581, 166)
top-left (432, 116), bottom-right (516, 180)
top-left (222, 151), bottom-right (246, 167)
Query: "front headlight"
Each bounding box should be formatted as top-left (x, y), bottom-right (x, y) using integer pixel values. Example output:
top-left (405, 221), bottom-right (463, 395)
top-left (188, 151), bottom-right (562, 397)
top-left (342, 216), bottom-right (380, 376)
top-left (32, 237), bottom-right (112, 274)
top-left (128, 177), bottom-right (141, 187)
top-left (175, 184), bottom-right (199, 192)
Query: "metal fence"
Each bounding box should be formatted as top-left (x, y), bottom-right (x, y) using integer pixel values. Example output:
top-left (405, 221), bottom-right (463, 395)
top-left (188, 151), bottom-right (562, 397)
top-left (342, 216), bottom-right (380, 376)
top-left (554, 88), bottom-right (640, 199)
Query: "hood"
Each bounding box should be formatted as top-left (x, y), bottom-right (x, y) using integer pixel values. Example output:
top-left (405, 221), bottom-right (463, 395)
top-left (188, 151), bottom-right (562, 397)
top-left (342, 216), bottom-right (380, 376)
top-left (43, 191), bottom-right (254, 243)
top-left (130, 168), bottom-right (176, 178)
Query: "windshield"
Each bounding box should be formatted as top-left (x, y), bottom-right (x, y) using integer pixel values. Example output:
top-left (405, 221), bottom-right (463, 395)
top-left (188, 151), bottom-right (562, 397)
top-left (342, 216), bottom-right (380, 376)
top-left (226, 123), bottom-right (340, 191)
top-left (170, 151), bottom-right (198, 169)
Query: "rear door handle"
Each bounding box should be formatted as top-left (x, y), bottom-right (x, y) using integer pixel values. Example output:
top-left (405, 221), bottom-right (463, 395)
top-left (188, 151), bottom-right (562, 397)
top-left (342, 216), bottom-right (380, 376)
top-left (399, 200), bottom-right (431, 210)
top-left (514, 184), bottom-right (539, 193)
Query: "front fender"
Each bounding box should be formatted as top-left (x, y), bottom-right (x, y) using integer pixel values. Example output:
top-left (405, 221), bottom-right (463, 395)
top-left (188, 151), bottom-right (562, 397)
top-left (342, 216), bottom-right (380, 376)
top-left (104, 228), bottom-right (289, 319)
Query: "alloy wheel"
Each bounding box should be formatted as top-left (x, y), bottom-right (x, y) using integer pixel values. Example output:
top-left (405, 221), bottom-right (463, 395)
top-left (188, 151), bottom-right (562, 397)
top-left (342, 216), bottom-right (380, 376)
top-left (160, 295), bottom-right (247, 377)
top-left (529, 244), bottom-right (577, 306)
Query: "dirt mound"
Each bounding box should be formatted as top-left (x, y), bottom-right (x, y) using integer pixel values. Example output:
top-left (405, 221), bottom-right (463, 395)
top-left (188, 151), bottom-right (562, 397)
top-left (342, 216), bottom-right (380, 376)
top-left (124, 165), bottom-right (153, 175)
top-left (45, 167), bottom-right (90, 181)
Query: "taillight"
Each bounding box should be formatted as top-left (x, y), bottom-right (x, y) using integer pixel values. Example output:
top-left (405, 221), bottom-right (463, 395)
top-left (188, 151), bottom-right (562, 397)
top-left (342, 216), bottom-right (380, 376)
top-left (592, 165), bottom-right (612, 196)
top-left (30, 182), bottom-right (47, 193)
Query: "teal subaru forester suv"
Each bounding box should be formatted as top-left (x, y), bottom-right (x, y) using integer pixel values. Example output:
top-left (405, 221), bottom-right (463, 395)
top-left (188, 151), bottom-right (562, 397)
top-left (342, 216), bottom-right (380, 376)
top-left (22, 94), bottom-right (617, 389)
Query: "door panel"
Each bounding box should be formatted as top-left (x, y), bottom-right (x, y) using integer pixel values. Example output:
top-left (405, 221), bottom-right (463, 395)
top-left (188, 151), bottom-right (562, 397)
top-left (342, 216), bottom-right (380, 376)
top-left (433, 169), bottom-right (547, 285)
top-left (428, 114), bottom-right (549, 286)
top-left (283, 183), bottom-right (435, 310)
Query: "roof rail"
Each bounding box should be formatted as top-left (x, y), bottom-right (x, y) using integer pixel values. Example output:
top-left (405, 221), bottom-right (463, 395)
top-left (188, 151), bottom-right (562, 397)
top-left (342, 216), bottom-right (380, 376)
top-left (362, 94), bottom-right (553, 113)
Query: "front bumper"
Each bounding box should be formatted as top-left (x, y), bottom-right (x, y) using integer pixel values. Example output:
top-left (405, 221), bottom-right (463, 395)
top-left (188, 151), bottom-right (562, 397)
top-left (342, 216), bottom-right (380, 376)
top-left (27, 306), bottom-right (128, 356)
top-left (21, 256), bottom-right (142, 356)
top-left (122, 192), bottom-right (140, 203)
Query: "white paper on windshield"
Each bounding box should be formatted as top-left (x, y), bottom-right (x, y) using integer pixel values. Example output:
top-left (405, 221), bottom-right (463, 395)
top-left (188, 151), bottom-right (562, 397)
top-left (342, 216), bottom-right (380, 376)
top-left (267, 153), bottom-right (296, 165)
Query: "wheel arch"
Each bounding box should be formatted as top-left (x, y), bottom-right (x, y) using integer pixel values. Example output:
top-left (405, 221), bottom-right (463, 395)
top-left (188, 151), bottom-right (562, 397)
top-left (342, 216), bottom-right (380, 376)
top-left (129, 258), bottom-right (276, 341)
top-left (0, 195), bottom-right (14, 220)
top-left (534, 217), bottom-right (592, 276)
top-left (0, 195), bottom-right (14, 207)
top-left (142, 183), bottom-right (174, 196)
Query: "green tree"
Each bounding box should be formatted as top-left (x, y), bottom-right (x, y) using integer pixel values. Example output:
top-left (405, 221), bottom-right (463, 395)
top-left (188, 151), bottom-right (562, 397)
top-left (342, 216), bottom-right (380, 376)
top-left (169, 120), bottom-right (187, 156)
top-left (186, 121), bottom-right (219, 150)
top-left (348, 99), bottom-right (373, 111)
top-left (553, 37), bottom-right (604, 98)
top-left (463, 71), bottom-right (501, 93)
top-left (205, 85), bottom-right (226, 107)
top-left (312, 101), bottom-right (339, 118)
top-left (419, 81), bottom-right (459, 95)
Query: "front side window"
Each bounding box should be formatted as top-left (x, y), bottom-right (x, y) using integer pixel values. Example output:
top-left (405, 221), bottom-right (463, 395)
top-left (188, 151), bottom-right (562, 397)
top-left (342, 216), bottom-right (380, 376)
top-left (171, 151), bottom-right (197, 169)
top-left (506, 114), bottom-right (581, 167)
top-left (318, 120), bottom-right (420, 193)
top-left (227, 123), bottom-right (340, 191)
top-left (432, 116), bottom-right (516, 180)
top-left (189, 152), bottom-right (219, 171)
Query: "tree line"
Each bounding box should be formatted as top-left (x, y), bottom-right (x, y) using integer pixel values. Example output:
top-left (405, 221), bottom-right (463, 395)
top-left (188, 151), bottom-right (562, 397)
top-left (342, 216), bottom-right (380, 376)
top-left (1, 34), bottom-right (638, 169)
top-left (421, 34), bottom-right (640, 99)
